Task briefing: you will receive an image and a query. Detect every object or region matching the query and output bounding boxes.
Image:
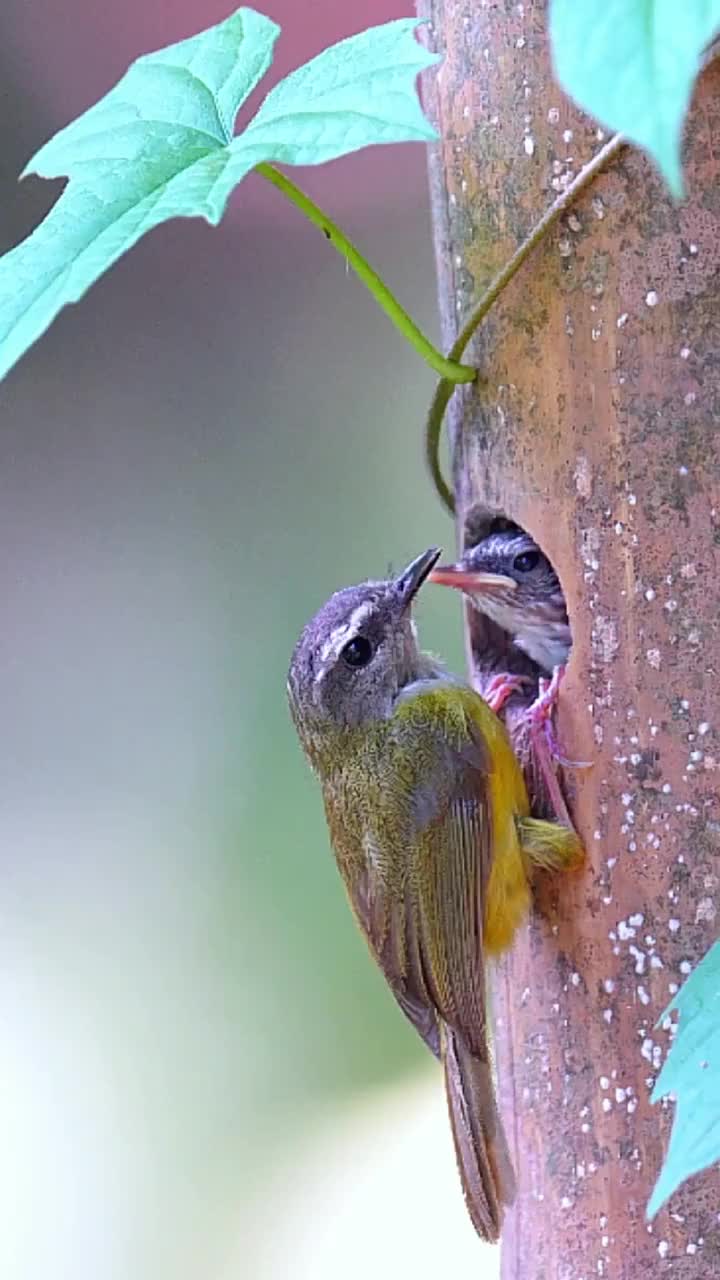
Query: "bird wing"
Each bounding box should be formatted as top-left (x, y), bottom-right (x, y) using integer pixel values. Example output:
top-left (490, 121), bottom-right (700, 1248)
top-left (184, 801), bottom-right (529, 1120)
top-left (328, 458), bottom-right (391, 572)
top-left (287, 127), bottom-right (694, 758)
top-left (336, 683), bottom-right (502, 1060)
top-left (338, 682), bottom-right (519, 1237)
top-left (394, 684), bottom-right (495, 1056)
top-left (345, 848), bottom-right (443, 1058)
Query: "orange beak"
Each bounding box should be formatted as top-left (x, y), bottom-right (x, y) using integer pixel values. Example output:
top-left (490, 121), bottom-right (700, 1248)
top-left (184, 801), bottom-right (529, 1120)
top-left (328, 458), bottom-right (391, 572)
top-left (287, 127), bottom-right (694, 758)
top-left (429, 565), bottom-right (518, 595)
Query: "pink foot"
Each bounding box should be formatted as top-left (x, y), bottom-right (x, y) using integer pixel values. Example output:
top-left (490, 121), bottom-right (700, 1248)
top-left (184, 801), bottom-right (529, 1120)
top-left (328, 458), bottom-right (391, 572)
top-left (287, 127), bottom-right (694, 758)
top-left (526, 666), bottom-right (590, 823)
top-left (529, 666), bottom-right (590, 769)
top-left (483, 671), bottom-right (532, 716)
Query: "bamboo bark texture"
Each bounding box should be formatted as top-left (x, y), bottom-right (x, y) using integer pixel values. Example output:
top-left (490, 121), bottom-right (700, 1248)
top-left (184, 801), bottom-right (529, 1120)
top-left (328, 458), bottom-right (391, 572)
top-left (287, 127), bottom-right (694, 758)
top-left (420, 2), bottom-right (720, 1276)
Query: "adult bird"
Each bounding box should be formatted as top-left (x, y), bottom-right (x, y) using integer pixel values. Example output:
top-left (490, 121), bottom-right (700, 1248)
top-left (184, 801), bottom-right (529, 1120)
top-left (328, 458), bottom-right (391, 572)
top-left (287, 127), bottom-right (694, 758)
top-left (287, 548), bottom-right (583, 1241)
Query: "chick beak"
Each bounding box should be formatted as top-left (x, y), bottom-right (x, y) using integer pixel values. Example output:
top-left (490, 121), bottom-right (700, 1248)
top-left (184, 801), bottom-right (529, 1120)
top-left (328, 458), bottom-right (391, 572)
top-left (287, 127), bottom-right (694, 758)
top-left (395, 547), bottom-right (442, 609)
top-left (429, 564), bottom-right (518, 595)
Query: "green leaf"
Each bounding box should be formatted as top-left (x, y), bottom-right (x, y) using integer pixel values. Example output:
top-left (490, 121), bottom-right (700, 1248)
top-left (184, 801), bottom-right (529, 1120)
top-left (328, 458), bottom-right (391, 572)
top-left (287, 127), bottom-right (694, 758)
top-left (549, 0), bottom-right (720, 196)
top-left (0, 7), bottom-right (279, 382)
top-left (238, 18), bottom-right (438, 164)
top-left (0, 11), bottom-right (438, 382)
top-left (647, 940), bottom-right (720, 1218)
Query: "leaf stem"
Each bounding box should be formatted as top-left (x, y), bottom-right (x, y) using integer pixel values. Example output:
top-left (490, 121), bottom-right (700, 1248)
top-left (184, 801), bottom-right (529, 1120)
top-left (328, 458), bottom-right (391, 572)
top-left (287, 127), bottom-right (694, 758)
top-left (426, 132), bottom-right (628, 513)
top-left (255, 162), bottom-right (476, 385)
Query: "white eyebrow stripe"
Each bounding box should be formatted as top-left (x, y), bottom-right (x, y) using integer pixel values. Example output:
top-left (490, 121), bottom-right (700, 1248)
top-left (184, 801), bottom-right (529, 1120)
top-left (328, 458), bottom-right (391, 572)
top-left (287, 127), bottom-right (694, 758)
top-left (318, 622), bottom-right (352, 667)
top-left (316, 601), bottom-right (376, 674)
top-left (346, 601), bottom-right (375, 633)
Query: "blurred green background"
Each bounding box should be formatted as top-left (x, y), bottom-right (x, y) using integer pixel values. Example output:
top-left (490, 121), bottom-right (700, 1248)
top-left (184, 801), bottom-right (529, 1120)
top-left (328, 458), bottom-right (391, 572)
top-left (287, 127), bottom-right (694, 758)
top-left (1, 3), bottom-right (496, 1277)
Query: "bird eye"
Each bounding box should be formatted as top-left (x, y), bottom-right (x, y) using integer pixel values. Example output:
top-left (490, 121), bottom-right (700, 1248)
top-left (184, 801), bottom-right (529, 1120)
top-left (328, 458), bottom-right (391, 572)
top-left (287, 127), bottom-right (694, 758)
top-left (341, 635), bottom-right (373, 668)
top-left (513, 549), bottom-right (541, 573)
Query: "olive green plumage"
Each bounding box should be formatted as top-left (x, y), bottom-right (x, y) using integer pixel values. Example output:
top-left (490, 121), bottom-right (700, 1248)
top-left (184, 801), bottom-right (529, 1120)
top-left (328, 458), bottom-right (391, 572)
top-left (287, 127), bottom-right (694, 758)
top-left (288, 549), bottom-right (582, 1241)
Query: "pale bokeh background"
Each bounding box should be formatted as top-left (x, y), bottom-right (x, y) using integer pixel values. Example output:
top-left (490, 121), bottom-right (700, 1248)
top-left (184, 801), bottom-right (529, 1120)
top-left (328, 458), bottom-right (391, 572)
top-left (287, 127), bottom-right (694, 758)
top-left (1, 3), bottom-right (498, 1277)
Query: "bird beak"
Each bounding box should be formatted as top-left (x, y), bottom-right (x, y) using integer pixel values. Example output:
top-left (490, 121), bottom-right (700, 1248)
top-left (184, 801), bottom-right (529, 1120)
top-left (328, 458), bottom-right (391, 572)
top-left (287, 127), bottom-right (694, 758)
top-left (429, 564), bottom-right (518, 595)
top-left (395, 547), bottom-right (442, 609)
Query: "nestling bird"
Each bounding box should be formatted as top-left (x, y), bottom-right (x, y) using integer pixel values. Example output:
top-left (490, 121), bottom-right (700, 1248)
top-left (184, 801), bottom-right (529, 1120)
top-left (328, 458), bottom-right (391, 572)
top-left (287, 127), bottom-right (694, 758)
top-left (429, 528), bottom-right (571, 675)
top-left (287, 548), bottom-right (583, 1242)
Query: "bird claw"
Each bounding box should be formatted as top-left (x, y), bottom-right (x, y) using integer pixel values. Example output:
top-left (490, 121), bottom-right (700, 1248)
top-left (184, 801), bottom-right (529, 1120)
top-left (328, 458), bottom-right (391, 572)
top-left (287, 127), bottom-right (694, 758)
top-left (528, 666), bottom-right (591, 770)
top-left (520, 665), bottom-right (591, 826)
top-left (483, 671), bottom-right (533, 716)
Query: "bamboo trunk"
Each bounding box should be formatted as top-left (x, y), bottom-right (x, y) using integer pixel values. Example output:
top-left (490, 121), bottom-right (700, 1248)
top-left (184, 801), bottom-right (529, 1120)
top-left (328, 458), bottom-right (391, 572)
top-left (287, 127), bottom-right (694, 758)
top-left (420, 1), bottom-right (720, 1275)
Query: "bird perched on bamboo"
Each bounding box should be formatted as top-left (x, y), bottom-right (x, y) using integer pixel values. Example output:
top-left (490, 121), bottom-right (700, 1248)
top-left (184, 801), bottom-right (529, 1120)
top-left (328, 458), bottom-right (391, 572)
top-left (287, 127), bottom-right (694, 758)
top-left (287, 548), bottom-right (583, 1242)
top-left (429, 527), bottom-right (579, 823)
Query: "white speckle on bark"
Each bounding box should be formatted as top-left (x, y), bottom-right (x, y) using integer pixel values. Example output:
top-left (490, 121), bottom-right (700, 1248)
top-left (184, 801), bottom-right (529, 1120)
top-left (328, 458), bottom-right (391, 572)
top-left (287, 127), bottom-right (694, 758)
top-left (574, 454), bottom-right (592, 497)
top-left (646, 290), bottom-right (659, 307)
top-left (593, 616), bottom-right (619, 664)
top-left (696, 898), bottom-right (716, 924)
top-left (524, 134), bottom-right (535, 156)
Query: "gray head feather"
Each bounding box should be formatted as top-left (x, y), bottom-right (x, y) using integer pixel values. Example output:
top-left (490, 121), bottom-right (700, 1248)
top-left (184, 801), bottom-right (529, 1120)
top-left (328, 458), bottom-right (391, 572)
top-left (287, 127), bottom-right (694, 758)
top-left (288, 553), bottom-right (442, 739)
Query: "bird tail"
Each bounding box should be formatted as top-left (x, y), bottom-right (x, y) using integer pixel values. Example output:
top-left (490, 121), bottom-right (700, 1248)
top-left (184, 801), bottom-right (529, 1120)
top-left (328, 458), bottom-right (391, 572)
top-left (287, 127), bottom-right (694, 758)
top-left (517, 815), bottom-right (584, 872)
top-left (441, 1022), bottom-right (516, 1242)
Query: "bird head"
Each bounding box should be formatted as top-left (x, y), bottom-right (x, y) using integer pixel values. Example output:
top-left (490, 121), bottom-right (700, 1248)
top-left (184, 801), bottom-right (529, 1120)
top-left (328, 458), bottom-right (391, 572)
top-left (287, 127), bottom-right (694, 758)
top-left (430, 529), bottom-right (569, 674)
top-left (287, 548), bottom-right (441, 743)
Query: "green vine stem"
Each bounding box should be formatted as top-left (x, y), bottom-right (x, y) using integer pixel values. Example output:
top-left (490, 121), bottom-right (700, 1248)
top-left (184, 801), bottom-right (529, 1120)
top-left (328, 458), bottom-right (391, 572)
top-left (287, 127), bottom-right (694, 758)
top-left (256, 162), bottom-right (476, 385)
top-left (426, 132), bottom-right (628, 513)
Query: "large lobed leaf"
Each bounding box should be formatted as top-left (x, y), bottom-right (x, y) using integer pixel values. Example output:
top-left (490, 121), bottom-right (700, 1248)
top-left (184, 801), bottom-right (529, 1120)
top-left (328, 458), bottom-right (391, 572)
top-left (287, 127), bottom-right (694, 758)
top-left (550, 0), bottom-right (720, 196)
top-left (0, 8), bottom-right (438, 381)
top-left (648, 939), bottom-right (720, 1217)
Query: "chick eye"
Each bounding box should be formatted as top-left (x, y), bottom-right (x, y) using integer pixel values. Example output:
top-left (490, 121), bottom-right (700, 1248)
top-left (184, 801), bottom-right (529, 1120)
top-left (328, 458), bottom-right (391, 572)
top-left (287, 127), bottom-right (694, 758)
top-left (341, 635), bottom-right (373, 668)
top-left (513, 549), bottom-right (541, 573)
